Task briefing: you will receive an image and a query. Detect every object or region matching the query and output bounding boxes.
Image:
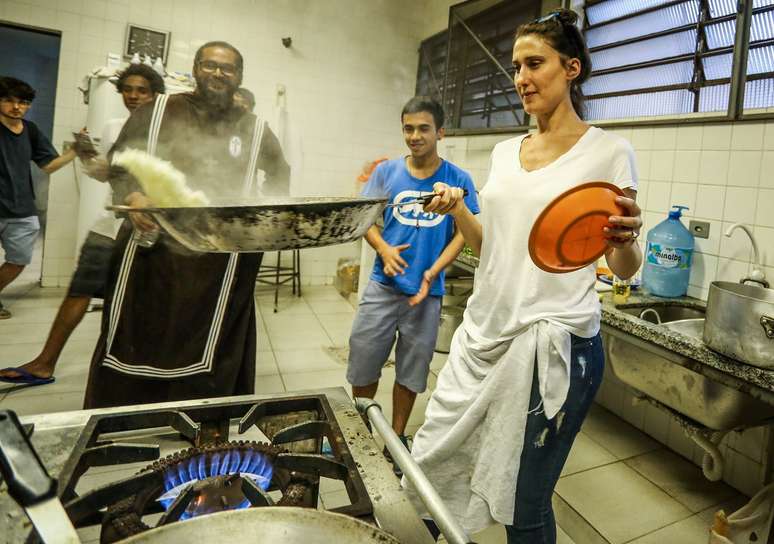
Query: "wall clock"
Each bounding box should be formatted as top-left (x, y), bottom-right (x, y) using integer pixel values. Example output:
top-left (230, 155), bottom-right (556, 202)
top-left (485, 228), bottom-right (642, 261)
top-left (124, 24), bottom-right (170, 64)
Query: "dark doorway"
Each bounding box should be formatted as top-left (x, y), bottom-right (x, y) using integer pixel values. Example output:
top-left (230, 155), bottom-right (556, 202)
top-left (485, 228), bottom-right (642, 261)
top-left (0, 22), bottom-right (62, 228)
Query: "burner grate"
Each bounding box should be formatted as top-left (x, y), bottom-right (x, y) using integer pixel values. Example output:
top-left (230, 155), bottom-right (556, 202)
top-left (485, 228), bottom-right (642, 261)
top-left (50, 395), bottom-right (372, 542)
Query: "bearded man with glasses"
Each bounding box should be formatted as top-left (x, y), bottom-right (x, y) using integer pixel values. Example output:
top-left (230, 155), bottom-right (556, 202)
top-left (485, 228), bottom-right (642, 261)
top-left (82, 41), bottom-right (290, 408)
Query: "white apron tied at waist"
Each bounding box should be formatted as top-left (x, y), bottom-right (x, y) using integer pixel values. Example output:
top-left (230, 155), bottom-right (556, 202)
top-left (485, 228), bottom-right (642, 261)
top-left (403, 319), bottom-right (573, 535)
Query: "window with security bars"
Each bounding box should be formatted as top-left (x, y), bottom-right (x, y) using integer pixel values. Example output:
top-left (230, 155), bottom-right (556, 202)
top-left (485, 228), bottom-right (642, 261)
top-left (416, 0), bottom-right (773, 130)
top-left (415, 0), bottom-right (541, 130)
top-left (739, 0), bottom-right (774, 110)
top-left (416, 31), bottom-right (447, 102)
top-left (582, 0), bottom-right (774, 120)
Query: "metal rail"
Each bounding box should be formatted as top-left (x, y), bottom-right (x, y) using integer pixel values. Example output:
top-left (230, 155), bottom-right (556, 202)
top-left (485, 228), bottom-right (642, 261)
top-left (355, 398), bottom-right (475, 544)
top-left (728, 0), bottom-right (755, 119)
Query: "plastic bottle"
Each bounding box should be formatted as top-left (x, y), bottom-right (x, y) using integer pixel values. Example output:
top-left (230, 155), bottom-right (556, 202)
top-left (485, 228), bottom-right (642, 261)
top-left (153, 57), bottom-right (165, 76)
top-left (642, 205), bottom-right (695, 297)
top-left (612, 275), bottom-right (631, 304)
top-left (132, 228), bottom-right (159, 248)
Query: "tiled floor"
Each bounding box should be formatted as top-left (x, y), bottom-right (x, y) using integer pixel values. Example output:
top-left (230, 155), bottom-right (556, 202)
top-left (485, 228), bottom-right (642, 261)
top-left (555, 403), bottom-right (746, 544)
top-left (0, 278), bottom-right (747, 544)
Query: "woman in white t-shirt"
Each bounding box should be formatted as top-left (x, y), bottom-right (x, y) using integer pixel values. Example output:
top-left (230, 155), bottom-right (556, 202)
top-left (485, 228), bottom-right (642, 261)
top-left (406, 9), bottom-right (643, 543)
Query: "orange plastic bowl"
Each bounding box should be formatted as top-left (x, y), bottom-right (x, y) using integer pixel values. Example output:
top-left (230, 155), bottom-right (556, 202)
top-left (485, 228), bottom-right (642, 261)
top-left (528, 181), bottom-right (627, 274)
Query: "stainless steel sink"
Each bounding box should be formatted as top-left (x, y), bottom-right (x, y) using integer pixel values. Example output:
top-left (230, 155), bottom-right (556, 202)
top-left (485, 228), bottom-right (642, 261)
top-left (606, 303), bottom-right (774, 430)
top-left (662, 318), bottom-right (705, 339)
top-left (619, 304), bottom-right (706, 323)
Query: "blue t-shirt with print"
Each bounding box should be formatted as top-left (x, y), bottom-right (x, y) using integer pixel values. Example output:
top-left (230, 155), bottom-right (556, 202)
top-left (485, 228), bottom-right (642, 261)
top-left (362, 158), bottom-right (479, 296)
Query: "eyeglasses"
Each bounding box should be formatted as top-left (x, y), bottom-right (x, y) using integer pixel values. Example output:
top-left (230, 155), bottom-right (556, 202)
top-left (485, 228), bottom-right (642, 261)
top-left (197, 60), bottom-right (239, 77)
top-left (0, 97), bottom-right (32, 107)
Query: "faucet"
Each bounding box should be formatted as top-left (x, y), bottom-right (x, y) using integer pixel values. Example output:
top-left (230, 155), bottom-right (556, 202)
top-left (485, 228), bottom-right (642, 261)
top-left (639, 308), bottom-right (662, 324)
top-left (724, 223), bottom-right (769, 288)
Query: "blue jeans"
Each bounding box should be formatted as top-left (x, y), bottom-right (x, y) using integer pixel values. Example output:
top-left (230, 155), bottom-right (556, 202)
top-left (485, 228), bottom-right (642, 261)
top-left (504, 332), bottom-right (605, 544)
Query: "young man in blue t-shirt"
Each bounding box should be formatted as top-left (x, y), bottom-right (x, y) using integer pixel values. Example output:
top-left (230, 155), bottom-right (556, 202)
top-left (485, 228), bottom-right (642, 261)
top-left (347, 97), bottom-right (479, 470)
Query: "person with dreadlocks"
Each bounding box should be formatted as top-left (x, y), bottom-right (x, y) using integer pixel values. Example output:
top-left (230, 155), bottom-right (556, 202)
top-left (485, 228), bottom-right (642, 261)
top-left (405, 9), bottom-right (643, 543)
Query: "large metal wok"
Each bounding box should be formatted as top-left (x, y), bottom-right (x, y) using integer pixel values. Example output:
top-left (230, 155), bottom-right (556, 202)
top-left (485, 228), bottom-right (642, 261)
top-left (109, 196), bottom-right (388, 253)
top-left (120, 507), bottom-right (399, 543)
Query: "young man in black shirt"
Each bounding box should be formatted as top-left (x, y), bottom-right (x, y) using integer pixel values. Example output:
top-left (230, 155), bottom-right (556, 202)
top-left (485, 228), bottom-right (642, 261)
top-left (0, 77), bottom-right (80, 319)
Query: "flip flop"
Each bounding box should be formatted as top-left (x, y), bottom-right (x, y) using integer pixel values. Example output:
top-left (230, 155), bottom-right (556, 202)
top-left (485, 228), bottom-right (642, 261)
top-left (0, 367), bottom-right (55, 386)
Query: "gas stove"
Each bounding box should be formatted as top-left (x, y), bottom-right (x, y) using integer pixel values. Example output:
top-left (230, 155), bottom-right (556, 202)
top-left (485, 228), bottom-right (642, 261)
top-left (0, 388), bottom-right (433, 543)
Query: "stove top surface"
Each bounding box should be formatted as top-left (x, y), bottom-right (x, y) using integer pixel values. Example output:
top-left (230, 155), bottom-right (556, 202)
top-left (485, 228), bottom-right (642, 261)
top-left (0, 388), bottom-right (433, 544)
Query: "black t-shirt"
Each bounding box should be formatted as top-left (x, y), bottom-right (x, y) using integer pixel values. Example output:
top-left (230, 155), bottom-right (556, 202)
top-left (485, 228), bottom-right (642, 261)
top-left (0, 119), bottom-right (59, 218)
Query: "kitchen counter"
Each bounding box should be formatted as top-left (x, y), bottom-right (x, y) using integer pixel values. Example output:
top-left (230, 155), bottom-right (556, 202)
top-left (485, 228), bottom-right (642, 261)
top-left (453, 251), bottom-right (479, 273)
top-left (602, 291), bottom-right (774, 404)
top-left (452, 255), bottom-right (774, 404)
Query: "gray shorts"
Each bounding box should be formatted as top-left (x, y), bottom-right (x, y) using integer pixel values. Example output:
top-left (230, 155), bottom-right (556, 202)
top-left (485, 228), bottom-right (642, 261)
top-left (0, 216), bottom-right (40, 265)
top-left (347, 280), bottom-right (441, 393)
top-left (68, 231), bottom-right (115, 298)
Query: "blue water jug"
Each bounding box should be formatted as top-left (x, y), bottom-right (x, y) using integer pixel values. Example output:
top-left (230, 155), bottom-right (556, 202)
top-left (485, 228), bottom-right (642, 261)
top-left (642, 205), bottom-right (695, 297)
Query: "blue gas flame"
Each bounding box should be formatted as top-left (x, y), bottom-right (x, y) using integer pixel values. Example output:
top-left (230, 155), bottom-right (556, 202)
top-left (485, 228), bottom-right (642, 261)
top-left (157, 449), bottom-right (273, 518)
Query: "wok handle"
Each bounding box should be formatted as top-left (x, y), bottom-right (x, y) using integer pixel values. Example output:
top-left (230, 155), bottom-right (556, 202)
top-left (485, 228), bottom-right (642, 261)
top-left (106, 205), bottom-right (164, 214)
top-left (0, 410), bottom-right (56, 507)
top-left (386, 190), bottom-right (470, 208)
top-left (354, 398), bottom-right (475, 544)
top-left (418, 189), bottom-right (469, 204)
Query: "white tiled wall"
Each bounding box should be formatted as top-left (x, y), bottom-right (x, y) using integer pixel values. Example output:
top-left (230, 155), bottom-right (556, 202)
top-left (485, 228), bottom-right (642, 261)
top-left (611, 122), bottom-right (774, 301)
top-left (1, 0), bottom-right (438, 286)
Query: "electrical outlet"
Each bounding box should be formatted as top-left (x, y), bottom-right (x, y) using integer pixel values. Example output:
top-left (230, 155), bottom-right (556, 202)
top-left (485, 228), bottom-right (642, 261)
top-left (689, 220), bottom-right (710, 239)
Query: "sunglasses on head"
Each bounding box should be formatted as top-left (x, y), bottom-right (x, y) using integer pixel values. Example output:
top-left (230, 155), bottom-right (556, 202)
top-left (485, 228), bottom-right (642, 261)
top-left (534, 11), bottom-right (561, 24)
